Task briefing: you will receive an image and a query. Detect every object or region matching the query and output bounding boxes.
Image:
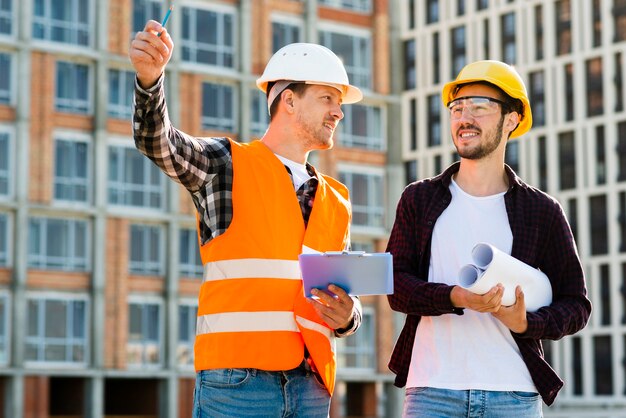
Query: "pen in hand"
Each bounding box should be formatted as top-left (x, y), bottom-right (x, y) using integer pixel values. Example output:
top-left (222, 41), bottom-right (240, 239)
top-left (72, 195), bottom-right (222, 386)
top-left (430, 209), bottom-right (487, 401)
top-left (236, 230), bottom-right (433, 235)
top-left (158, 5), bottom-right (173, 37)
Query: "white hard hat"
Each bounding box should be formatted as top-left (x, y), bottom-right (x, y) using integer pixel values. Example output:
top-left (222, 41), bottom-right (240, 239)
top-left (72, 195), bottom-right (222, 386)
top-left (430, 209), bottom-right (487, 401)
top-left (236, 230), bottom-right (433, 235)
top-left (256, 43), bottom-right (363, 105)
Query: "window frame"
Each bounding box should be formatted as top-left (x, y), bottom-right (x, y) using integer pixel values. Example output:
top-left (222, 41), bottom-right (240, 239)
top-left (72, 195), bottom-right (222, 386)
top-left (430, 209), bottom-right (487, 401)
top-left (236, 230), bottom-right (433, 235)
top-left (0, 51), bottom-right (14, 106)
top-left (177, 300), bottom-right (197, 369)
top-left (32, 0), bottom-right (93, 47)
top-left (336, 306), bottom-right (376, 372)
top-left (0, 290), bottom-right (9, 366)
top-left (127, 296), bottom-right (164, 369)
top-left (179, 227), bottom-right (203, 279)
top-left (53, 131), bottom-right (92, 205)
top-left (318, 0), bottom-right (372, 13)
top-left (271, 13), bottom-right (303, 53)
top-left (27, 216), bottom-right (91, 272)
top-left (108, 68), bottom-right (136, 120)
top-left (180, 3), bottom-right (236, 69)
top-left (55, 60), bottom-right (92, 115)
top-left (0, 211), bottom-right (10, 267)
top-left (338, 164), bottom-right (385, 233)
top-left (107, 140), bottom-right (166, 211)
top-left (339, 103), bottom-right (385, 151)
top-left (24, 292), bottom-right (89, 368)
top-left (201, 81), bottom-right (237, 132)
top-left (129, 223), bottom-right (165, 276)
top-left (0, 123), bottom-right (14, 199)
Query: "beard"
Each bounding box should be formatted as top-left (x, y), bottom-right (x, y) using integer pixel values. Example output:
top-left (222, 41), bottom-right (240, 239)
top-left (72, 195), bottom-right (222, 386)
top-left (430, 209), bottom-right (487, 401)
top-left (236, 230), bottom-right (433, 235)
top-left (455, 115), bottom-right (505, 160)
top-left (296, 113), bottom-right (335, 150)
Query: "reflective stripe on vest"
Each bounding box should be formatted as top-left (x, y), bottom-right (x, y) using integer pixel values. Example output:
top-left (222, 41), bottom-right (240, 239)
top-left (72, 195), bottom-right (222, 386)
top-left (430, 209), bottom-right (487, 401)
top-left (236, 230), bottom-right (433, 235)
top-left (202, 258), bottom-right (301, 282)
top-left (197, 311), bottom-right (299, 334)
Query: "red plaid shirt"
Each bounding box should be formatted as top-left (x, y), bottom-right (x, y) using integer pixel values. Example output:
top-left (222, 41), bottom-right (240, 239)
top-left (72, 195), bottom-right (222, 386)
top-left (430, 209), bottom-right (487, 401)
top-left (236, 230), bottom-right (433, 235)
top-left (386, 162), bottom-right (591, 406)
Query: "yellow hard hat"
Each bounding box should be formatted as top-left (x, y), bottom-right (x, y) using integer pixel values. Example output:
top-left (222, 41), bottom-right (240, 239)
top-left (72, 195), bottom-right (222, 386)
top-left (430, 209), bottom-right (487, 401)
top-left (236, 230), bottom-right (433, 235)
top-left (442, 60), bottom-right (532, 138)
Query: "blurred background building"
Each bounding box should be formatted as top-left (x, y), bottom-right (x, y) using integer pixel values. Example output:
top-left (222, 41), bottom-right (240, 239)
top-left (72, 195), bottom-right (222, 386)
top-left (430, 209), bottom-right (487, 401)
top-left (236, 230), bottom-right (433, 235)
top-left (0, 0), bottom-right (624, 417)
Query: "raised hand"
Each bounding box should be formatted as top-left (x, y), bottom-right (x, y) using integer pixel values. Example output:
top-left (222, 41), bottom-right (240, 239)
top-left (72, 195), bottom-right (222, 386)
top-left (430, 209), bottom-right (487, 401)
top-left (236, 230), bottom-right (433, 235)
top-left (129, 20), bottom-right (174, 89)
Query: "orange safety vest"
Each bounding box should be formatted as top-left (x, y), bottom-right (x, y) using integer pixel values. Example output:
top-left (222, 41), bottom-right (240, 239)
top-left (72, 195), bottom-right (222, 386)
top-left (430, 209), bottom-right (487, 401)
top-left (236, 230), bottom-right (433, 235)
top-left (194, 139), bottom-right (351, 395)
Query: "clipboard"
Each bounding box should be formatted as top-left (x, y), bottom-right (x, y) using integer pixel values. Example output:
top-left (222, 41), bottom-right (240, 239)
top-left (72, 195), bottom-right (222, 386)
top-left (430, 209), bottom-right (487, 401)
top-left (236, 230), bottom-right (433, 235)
top-left (298, 251), bottom-right (394, 297)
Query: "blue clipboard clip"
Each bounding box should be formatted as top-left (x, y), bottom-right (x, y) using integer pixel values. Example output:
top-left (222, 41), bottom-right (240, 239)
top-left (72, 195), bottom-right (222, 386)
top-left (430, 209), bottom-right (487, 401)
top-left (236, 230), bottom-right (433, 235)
top-left (298, 251), bottom-right (394, 297)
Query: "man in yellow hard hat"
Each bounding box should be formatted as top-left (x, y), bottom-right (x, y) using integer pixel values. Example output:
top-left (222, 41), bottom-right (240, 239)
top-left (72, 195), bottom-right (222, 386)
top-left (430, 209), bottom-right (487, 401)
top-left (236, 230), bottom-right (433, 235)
top-left (129, 20), bottom-right (363, 417)
top-left (386, 60), bottom-right (591, 416)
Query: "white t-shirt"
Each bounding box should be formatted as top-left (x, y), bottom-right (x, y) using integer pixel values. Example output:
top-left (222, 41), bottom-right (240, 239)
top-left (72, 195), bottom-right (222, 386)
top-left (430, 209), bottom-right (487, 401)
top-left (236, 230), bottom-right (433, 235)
top-left (406, 178), bottom-right (536, 392)
top-left (275, 154), bottom-right (313, 191)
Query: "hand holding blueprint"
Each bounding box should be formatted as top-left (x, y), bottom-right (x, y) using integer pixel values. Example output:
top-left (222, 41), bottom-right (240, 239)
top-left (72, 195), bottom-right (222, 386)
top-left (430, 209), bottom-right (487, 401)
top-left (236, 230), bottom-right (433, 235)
top-left (299, 251), bottom-right (394, 297)
top-left (458, 243), bottom-right (552, 312)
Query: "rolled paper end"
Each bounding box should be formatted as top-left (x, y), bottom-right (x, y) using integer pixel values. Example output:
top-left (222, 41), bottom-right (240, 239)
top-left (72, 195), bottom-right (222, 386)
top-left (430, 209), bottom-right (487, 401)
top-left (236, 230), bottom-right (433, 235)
top-left (459, 264), bottom-right (481, 288)
top-left (472, 243), bottom-right (495, 269)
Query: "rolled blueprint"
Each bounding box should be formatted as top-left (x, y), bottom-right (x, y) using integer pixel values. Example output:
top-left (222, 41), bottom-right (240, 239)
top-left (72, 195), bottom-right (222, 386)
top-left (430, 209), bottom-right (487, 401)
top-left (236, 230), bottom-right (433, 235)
top-left (458, 243), bottom-right (553, 312)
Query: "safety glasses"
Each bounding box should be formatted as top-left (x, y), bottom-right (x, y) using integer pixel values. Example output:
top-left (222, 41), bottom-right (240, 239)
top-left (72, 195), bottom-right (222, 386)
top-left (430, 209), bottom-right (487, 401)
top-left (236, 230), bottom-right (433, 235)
top-left (447, 96), bottom-right (507, 120)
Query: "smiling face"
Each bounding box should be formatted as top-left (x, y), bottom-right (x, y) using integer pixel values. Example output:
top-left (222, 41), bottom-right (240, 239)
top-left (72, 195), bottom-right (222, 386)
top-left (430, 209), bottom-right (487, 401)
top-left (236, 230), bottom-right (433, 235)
top-left (449, 83), bottom-right (512, 161)
top-left (292, 84), bottom-right (344, 151)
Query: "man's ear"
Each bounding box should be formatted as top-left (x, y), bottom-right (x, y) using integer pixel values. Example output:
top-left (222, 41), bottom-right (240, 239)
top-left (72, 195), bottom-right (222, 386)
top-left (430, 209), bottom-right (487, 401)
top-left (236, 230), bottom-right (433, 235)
top-left (504, 112), bottom-right (520, 135)
top-left (280, 89), bottom-right (296, 114)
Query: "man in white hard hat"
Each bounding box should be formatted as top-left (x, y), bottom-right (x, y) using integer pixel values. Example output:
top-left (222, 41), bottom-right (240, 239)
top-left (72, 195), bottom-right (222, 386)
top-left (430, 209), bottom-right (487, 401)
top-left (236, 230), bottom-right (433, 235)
top-left (387, 61), bottom-right (591, 416)
top-left (130, 20), bottom-right (363, 417)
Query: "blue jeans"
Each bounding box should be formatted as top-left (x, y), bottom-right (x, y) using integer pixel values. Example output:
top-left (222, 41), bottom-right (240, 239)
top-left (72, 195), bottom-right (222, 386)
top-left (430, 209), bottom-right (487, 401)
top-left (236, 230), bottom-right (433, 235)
top-left (403, 387), bottom-right (543, 418)
top-left (192, 363), bottom-right (330, 417)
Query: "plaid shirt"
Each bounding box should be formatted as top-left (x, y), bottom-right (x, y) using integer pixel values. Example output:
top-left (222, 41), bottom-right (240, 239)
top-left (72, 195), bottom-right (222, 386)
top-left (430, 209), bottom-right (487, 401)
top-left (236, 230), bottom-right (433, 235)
top-left (386, 162), bottom-right (591, 406)
top-left (133, 75), bottom-right (360, 336)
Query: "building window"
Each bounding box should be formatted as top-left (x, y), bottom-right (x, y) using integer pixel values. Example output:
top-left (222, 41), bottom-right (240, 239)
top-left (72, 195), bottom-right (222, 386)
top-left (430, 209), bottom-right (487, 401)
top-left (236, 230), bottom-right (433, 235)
top-left (179, 228), bottom-right (202, 279)
top-left (0, 293), bottom-right (7, 365)
top-left (178, 303), bottom-right (197, 367)
top-left (404, 39), bottom-right (415, 90)
top-left (339, 169), bottom-right (384, 229)
top-left (108, 145), bottom-right (165, 209)
top-left (127, 300), bottom-right (162, 367)
top-left (483, 18), bottom-right (490, 58)
top-left (319, 0), bottom-right (371, 13)
top-left (477, 0), bottom-right (488, 10)
top-left (202, 82), bottom-right (235, 132)
top-left (590, 194), bottom-right (608, 256)
top-left (132, 0), bottom-right (162, 34)
top-left (181, 6), bottom-right (235, 68)
top-left (427, 94), bottom-right (441, 147)
top-left (529, 71), bottom-right (545, 127)
top-left (339, 104), bottom-right (384, 151)
top-left (272, 20), bottom-right (301, 53)
top-left (457, 0), bottom-right (465, 15)
top-left (251, 89), bottom-right (269, 138)
top-left (567, 198), bottom-right (578, 243)
top-left (618, 122), bottom-right (626, 181)
top-left (54, 137), bottom-right (90, 203)
top-left (336, 309), bottom-right (375, 370)
top-left (409, 98), bottom-right (417, 151)
top-left (586, 58), bottom-right (604, 116)
top-left (537, 136), bottom-right (547, 191)
top-left (622, 264), bottom-right (626, 323)
top-left (108, 69), bottom-right (135, 120)
top-left (593, 0), bottom-right (602, 47)
top-left (564, 63), bottom-right (574, 121)
top-left (55, 61), bottom-right (90, 114)
top-left (572, 336), bottom-right (583, 395)
top-left (0, 0), bottom-right (12, 35)
top-left (595, 126), bottom-right (606, 185)
top-left (25, 297), bottom-right (88, 364)
top-left (433, 155), bottom-right (442, 176)
top-left (0, 213), bottom-right (7, 266)
top-left (505, 140), bottom-right (519, 173)
top-left (614, 0), bottom-right (626, 42)
top-left (620, 192), bottom-right (626, 252)
top-left (28, 217), bottom-right (89, 271)
top-left (535, 5), bottom-right (544, 61)
top-left (405, 160), bottom-right (417, 185)
top-left (501, 13), bottom-right (516, 64)
top-left (0, 129), bottom-right (10, 196)
top-left (129, 224), bottom-right (164, 276)
top-left (408, 0), bottom-right (415, 29)
top-left (616, 53), bottom-right (624, 112)
top-left (0, 52), bottom-right (12, 105)
top-left (451, 26), bottom-right (466, 79)
top-left (600, 265), bottom-right (611, 326)
top-left (319, 31), bottom-right (371, 89)
top-left (433, 32), bottom-right (440, 84)
top-left (594, 336), bottom-right (613, 395)
top-left (558, 131), bottom-right (576, 190)
top-left (555, 0), bottom-right (572, 55)
top-left (33, 0), bottom-right (90, 46)
top-left (426, 0), bottom-right (439, 24)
